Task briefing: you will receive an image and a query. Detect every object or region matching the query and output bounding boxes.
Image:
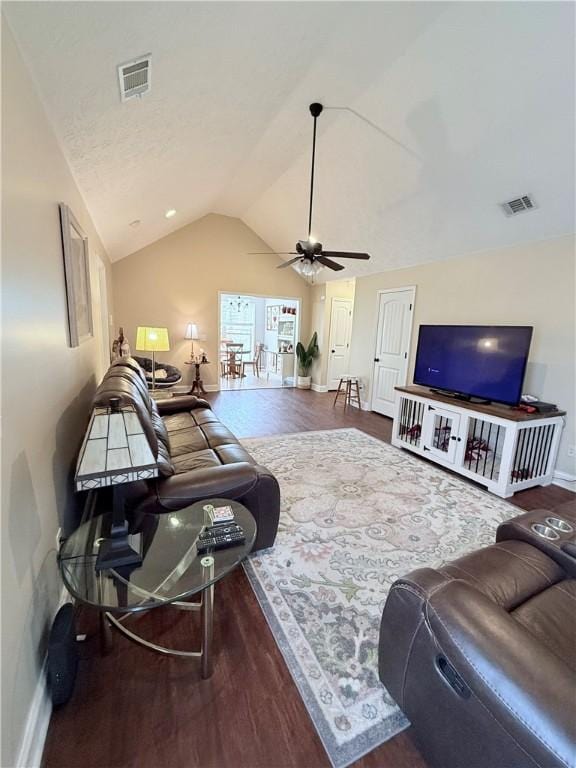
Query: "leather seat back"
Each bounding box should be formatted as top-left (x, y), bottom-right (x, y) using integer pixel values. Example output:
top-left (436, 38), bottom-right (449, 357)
top-left (92, 359), bottom-right (174, 476)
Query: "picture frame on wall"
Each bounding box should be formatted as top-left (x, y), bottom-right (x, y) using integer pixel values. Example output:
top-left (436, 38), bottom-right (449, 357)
top-left (59, 203), bottom-right (93, 347)
top-left (266, 305), bottom-right (280, 331)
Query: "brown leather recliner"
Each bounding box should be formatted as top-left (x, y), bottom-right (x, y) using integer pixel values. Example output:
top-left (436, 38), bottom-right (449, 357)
top-left (91, 358), bottom-right (280, 551)
top-left (378, 509), bottom-right (576, 768)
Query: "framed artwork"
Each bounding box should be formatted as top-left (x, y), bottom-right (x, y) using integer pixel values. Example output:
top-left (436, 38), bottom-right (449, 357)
top-left (266, 305), bottom-right (280, 331)
top-left (59, 203), bottom-right (93, 347)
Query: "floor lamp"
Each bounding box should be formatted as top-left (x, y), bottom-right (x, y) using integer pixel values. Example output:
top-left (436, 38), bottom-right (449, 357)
top-left (136, 326), bottom-right (170, 389)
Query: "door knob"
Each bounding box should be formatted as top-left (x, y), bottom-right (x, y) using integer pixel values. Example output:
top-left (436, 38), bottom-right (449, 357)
top-left (331, 350), bottom-right (335, 353)
top-left (374, 358), bottom-right (380, 363)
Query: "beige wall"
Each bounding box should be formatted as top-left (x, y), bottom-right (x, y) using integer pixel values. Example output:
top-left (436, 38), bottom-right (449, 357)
top-left (112, 214), bottom-right (311, 387)
top-left (349, 235), bottom-right (576, 476)
top-left (1, 22), bottom-right (114, 767)
top-left (310, 279), bottom-right (356, 387)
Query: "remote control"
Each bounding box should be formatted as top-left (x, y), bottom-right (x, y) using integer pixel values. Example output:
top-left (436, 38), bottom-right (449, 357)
top-left (197, 526), bottom-right (246, 553)
top-left (199, 523), bottom-right (243, 539)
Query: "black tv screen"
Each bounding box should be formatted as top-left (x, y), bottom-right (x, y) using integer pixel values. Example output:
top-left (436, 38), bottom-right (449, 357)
top-left (413, 325), bottom-right (533, 405)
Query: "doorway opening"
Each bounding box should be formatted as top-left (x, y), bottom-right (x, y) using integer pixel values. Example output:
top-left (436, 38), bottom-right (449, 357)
top-left (218, 293), bottom-right (300, 390)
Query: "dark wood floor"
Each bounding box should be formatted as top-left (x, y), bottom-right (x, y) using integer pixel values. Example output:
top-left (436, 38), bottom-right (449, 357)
top-left (43, 389), bottom-right (575, 768)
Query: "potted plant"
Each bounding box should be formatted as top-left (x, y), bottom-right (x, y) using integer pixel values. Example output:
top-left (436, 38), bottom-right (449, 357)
top-left (296, 332), bottom-right (319, 389)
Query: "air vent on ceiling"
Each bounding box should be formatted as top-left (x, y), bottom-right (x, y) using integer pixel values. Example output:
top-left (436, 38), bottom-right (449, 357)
top-left (118, 55), bottom-right (151, 102)
top-left (501, 194), bottom-right (537, 217)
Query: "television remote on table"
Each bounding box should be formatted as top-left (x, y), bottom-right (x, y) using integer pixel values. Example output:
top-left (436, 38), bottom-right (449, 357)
top-left (197, 523), bottom-right (246, 553)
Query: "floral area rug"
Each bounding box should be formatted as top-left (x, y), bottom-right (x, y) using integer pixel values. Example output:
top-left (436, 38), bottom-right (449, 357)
top-left (241, 428), bottom-right (518, 768)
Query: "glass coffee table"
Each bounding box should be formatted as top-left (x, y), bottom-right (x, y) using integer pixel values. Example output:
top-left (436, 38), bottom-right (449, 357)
top-left (59, 498), bottom-right (256, 678)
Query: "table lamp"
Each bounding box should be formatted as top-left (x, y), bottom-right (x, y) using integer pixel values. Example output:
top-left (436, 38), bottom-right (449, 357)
top-left (135, 326), bottom-right (170, 389)
top-left (184, 322), bottom-right (199, 361)
top-left (75, 397), bottom-right (158, 570)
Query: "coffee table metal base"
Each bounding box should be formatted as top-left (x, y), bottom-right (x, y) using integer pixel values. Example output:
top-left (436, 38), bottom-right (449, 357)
top-left (103, 563), bottom-right (215, 679)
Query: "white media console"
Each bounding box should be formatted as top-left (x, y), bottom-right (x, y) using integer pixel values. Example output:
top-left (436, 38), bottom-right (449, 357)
top-left (392, 386), bottom-right (565, 498)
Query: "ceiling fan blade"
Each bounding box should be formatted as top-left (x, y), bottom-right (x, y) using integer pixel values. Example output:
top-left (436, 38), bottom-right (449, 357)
top-left (277, 257), bottom-right (303, 269)
top-left (316, 255), bottom-right (345, 271)
top-left (249, 252), bottom-right (297, 255)
top-left (322, 251), bottom-right (371, 260)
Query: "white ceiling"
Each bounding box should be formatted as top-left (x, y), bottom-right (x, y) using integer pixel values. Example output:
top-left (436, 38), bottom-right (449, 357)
top-left (5, 1), bottom-right (575, 278)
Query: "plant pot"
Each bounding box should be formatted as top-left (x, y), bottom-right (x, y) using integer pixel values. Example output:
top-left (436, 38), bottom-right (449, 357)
top-left (297, 375), bottom-right (312, 389)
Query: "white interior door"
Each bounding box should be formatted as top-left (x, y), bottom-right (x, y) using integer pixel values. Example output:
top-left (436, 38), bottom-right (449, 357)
top-left (371, 288), bottom-right (415, 417)
top-left (327, 298), bottom-right (353, 390)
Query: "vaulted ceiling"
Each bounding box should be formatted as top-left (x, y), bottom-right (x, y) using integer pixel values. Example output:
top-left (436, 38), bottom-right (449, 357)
top-left (5, 1), bottom-right (575, 278)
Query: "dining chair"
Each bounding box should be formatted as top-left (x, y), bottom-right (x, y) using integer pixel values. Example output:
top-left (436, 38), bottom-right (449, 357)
top-left (242, 343), bottom-right (265, 378)
top-left (225, 343), bottom-right (243, 378)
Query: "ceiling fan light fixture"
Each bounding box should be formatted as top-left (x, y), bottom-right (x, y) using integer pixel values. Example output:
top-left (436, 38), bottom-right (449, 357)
top-left (294, 259), bottom-right (323, 279)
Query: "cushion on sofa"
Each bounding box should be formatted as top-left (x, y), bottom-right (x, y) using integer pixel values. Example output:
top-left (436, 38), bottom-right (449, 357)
top-left (201, 423), bottom-right (238, 448)
top-left (191, 409), bottom-right (221, 426)
top-left (169, 427), bottom-right (210, 456)
top-left (172, 449), bottom-right (222, 473)
top-left (215, 444), bottom-right (256, 466)
top-left (162, 412), bottom-right (197, 432)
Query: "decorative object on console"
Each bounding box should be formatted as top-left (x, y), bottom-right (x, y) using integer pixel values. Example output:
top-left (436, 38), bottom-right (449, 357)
top-left (135, 326), bottom-right (170, 389)
top-left (112, 326), bottom-right (131, 359)
top-left (75, 396), bottom-right (158, 570)
top-left (59, 203), bottom-right (93, 347)
top-left (184, 322), bottom-right (199, 361)
top-left (295, 332), bottom-right (319, 389)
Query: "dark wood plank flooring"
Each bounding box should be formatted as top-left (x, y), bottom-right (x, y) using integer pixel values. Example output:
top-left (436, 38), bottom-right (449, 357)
top-left (42, 389), bottom-right (575, 768)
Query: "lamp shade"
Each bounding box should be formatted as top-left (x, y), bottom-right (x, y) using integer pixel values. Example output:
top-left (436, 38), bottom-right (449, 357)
top-left (75, 402), bottom-right (158, 491)
top-left (135, 326), bottom-right (170, 352)
top-left (184, 323), bottom-right (199, 340)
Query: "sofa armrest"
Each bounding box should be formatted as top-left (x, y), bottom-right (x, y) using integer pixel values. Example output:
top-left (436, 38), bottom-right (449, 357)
top-left (156, 395), bottom-right (211, 415)
top-left (145, 462), bottom-right (259, 511)
top-left (426, 579), bottom-right (576, 768)
top-left (379, 568), bottom-right (452, 705)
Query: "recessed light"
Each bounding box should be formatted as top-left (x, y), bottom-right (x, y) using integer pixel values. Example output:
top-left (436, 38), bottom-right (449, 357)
top-left (165, 209), bottom-right (177, 219)
top-left (129, 219), bottom-right (141, 228)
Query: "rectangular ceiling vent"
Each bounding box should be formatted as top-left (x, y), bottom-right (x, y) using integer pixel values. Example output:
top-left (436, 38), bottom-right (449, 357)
top-left (118, 55), bottom-right (151, 102)
top-left (501, 194), bottom-right (537, 217)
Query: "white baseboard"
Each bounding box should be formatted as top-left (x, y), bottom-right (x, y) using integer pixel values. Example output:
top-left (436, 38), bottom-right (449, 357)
top-left (347, 398), bottom-right (371, 411)
top-left (15, 587), bottom-right (68, 768)
top-left (311, 383), bottom-right (328, 393)
top-left (552, 469), bottom-right (576, 492)
top-left (204, 384), bottom-right (220, 392)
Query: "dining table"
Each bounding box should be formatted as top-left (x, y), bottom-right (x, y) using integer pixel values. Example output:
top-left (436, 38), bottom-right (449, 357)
top-left (221, 347), bottom-right (250, 378)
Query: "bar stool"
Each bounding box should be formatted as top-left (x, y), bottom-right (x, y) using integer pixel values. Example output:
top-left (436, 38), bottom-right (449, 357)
top-left (333, 376), bottom-right (362, 408)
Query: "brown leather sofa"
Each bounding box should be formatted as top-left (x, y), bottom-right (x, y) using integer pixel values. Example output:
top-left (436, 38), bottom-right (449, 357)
top-left (379, 507), bottom-right (576, 768)
top-left (91, 357), bottom-right (280, 551)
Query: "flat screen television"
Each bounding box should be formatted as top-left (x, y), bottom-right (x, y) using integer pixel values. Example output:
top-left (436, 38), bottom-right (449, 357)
top-left (413, 325), bottom-right (533, 406)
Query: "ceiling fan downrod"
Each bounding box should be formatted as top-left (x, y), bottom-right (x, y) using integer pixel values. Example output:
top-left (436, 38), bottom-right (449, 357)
top-left (307, 102), bottom-right (323, 241)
